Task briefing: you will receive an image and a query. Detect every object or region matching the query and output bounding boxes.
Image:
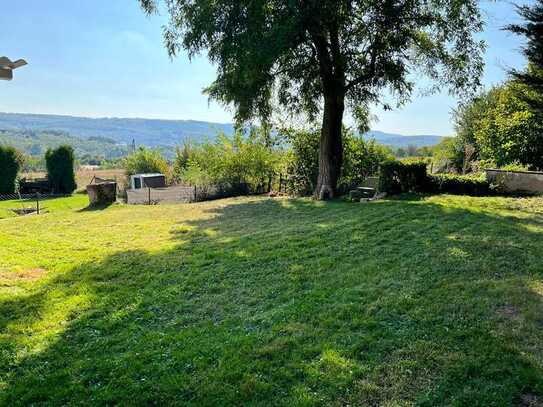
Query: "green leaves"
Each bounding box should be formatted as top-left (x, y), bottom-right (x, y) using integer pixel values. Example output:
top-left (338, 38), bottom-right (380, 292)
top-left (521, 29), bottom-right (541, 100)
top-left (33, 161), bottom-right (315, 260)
top-left (0, 146), bottom-right (23, 194)
top-left (282, 127), bottom-right (394, 195)
top-left (45, 145), bottom-right (77, 194)
top-left (175, 130), bottom-right (282, 192)
top-left (506, 0), bottom-right (543, 112)
top-left (140, 0), bottom-right (485, 122)
top-left (140, 0), bottom-right (485, 197)
top-left (123, 147), bottom-right (171, 181)
top-left (455, 82), bottom-right (543, 170)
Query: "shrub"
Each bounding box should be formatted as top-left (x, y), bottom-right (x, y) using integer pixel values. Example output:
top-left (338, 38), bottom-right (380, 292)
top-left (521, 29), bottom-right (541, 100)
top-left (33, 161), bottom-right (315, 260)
top-left (340, 136), bottom-right (394, 192)
top-left (283, 127), bottom-right (393, 195)
top-left (45, 145), bottom-right (77, 194)
top-left (0, 146), bottom-right (23, 194)
top-left (173, 142), bottom-right (195, 180)
top-left (426, 173), bottom-right (491, 196)
top-left (378, 161), bottom-right (428, 194)
top-left (281, 128), bottom-right (320, 195)
top-left (399, 156), bottom-right (432, 166)
top-left (430, 137), bottom-right (466, 173)
top-left (124, 147), bottom-right (171, 181)
top-left (176, 131), bottom-right (282, 194)
top-left (499, 161), bottom-right (530, 172)
top-left (379, 161), bottom-right (493, 196)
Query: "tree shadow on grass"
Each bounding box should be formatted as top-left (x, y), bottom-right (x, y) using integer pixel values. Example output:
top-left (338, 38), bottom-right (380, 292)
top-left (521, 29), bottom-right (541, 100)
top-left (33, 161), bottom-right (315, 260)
top-left (1, 197), bottom-right (543, 405)
top-left (77, 202), bottom-right (115, 212)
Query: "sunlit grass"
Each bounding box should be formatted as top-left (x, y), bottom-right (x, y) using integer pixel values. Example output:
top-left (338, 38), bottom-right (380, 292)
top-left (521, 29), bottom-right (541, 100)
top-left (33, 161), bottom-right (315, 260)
top-left (0, 194), bottom-right (89, 220)
top-left (0, 194), bottom-right (542, 405)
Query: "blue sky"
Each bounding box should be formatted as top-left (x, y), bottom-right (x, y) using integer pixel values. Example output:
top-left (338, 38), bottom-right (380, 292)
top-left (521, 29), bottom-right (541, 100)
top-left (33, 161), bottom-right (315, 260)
top-left (0, 0), bottom-right (531, 136)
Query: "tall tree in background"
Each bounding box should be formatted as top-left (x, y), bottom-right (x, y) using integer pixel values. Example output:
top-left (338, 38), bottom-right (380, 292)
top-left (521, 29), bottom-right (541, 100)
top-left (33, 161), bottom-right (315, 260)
top-left (453, 82), bottom-right (543, 170)
top-left (140, 0), bottom-right (484, 199)
top-left (0, 146), bottom-right (23, 194)
top-left (45, 145), bottom-right (77, 194)
top-left (507, 0), bottom-right (543, 112)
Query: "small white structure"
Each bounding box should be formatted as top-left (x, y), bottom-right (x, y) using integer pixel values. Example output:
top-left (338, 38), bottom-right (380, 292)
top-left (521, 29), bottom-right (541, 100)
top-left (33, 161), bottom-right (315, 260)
top-left (129, 173), bottom-right (166, 190)
top-left (0, 56), bottom-right (27, 80)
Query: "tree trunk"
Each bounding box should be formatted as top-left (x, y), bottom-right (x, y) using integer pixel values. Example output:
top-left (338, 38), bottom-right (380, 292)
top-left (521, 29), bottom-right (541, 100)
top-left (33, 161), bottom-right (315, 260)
top-left (314, 91), bottom-right (345, 200)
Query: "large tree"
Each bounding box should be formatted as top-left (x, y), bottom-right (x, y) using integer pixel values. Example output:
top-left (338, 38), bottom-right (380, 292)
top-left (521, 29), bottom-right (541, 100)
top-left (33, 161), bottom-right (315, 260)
top-left (140, 0), bottom-right (484, 199)
top-left (507, 0), bottom-right (543, 113)
top-left (454, 82), bottom-right (543, 170)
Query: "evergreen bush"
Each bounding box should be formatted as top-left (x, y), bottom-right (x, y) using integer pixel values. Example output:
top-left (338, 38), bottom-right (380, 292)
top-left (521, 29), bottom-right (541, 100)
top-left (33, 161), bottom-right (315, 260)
top-left (45, 145), bottom-right (77, 194)
top-left (0, 146), bottom-right (23, 194)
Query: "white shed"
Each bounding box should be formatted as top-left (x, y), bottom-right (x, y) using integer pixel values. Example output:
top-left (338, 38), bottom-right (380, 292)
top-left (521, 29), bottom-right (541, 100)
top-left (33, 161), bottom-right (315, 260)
top-left (129, 173), bottom-right (167, 189)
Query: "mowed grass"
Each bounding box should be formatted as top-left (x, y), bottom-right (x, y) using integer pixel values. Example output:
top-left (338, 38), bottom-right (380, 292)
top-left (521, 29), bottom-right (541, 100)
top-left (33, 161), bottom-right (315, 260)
top-left (1, 194), bottom-right (543, 405)
top-left (0, 194), bottom-right (89, 220)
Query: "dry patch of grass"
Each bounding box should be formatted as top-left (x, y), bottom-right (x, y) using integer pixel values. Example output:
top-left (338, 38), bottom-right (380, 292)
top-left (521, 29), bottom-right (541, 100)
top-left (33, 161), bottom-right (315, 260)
top-left (0, 268), bottom-right (46, 282)
top-left (75, 168), bottom-right (126, 190)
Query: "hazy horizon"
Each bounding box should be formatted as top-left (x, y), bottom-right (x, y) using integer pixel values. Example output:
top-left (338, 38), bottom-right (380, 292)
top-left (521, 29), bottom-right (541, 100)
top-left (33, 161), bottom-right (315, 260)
top-left (0, 111), bottom-right (444, 137)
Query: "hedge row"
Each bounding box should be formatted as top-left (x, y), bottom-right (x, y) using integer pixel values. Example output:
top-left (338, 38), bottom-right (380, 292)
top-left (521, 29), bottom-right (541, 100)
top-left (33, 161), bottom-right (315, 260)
top-left (379, 161), bottom-right (428, 194)
top-left (426, 173), bottom-right (491, 196)
top-left (379, 161), bottom-right (492, 196)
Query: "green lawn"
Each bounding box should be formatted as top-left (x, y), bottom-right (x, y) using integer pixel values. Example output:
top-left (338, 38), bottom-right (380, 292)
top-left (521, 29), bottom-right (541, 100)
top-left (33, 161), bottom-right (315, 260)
top-left (0, 194), bottom-right (89, 220)
top-left (1, 194), bottom-right (542, 405)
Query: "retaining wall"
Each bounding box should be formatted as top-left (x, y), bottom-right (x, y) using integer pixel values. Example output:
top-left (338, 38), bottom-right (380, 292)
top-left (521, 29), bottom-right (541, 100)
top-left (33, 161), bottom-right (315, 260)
top-left (486, 169), bottom-right (543, 195)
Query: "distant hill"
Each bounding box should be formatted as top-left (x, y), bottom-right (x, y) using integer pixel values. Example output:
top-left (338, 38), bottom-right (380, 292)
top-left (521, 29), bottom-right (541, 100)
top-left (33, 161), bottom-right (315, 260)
top-left (0, 112), bottom-right (445, 149)
top-left (0, 112), bottom-right (235, 147)
top-left (363, 130), bottom-right (444, 148)
top-left (0, 129), bottom-right (129, 160)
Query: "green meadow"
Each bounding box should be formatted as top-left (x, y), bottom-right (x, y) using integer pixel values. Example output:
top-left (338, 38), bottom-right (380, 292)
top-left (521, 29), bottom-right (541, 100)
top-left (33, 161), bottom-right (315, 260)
top-left (1, 194), bottom-right (542, 405)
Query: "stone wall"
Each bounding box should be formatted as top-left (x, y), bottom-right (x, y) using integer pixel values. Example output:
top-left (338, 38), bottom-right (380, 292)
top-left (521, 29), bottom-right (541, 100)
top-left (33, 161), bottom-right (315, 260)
top-left (486, 169), bottom-right (543, 195)
top-left (87, 182), bottom-right (117, 205)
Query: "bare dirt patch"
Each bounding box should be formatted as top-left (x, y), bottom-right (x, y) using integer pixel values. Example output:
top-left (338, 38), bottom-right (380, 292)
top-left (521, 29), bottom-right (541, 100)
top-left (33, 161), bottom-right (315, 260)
top-left (11, 208), bottom-right (37, 216)
top-left (497, 305), bottom-right (521, 320)
top-left (0, 268), bottom-right (46, 282)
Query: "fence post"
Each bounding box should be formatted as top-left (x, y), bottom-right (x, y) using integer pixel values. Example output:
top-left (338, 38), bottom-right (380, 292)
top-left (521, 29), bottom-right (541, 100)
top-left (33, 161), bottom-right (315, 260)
top-left (148, 187), bottom-right (151, 205)
top-left (35, 192), bottom-right (40, 214)
top-left (279, 173), bottom-right (283, 193)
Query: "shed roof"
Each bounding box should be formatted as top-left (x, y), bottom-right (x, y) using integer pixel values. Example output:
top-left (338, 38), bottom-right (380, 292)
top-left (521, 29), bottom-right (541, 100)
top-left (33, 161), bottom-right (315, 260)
top-left (131, 173), bottom-right (165, 177)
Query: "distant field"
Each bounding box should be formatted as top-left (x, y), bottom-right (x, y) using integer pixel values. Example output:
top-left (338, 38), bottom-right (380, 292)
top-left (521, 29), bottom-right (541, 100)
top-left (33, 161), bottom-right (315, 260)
top-left (21, 168), bottom-right (126, 191)
top-left (75, 168), bottom-right (126, 190)
top-left (1, 194), bottom-right (542, 405)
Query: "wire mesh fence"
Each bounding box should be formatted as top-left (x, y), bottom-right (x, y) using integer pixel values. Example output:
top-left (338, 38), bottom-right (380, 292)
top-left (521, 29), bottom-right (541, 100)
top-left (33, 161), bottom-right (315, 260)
top-left (0, 192), bottom-right (68, 202)
top-left (0, 192), bottom-right (69, 215)
top-left (126, 186), bottom-right (197, 205)
top-left (125, 182), bottom-right (263, 205)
